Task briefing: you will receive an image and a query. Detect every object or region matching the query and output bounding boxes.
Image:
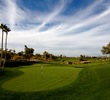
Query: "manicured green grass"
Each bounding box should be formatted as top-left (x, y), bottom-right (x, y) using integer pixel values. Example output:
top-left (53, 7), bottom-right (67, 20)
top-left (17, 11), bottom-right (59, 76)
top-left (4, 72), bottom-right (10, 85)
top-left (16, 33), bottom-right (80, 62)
top-left (0, 61), bottom-right (110, 100)
top-left (2, 64), bottom-right (81, 92)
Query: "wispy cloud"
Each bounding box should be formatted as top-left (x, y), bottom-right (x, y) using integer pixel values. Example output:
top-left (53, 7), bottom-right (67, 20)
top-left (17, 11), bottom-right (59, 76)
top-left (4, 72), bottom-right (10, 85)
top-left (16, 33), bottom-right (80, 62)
top-left (0, 0), bottom-right (110, 56)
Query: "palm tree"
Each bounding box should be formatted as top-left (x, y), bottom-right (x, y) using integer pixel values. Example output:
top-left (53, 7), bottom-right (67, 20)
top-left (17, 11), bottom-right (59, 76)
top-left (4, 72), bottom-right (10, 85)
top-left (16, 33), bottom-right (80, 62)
top-left (2, 25), bottom-right (11, 68)
top-left (0, 23), bottom-right (5, 68)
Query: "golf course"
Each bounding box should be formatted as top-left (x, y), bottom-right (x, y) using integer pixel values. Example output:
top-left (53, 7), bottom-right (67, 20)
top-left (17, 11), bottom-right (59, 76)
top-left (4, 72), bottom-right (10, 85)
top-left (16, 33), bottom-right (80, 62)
top-left (0, 60), bottom-right (110, 100)
top-left (0, 0), bottom-right (110, 99)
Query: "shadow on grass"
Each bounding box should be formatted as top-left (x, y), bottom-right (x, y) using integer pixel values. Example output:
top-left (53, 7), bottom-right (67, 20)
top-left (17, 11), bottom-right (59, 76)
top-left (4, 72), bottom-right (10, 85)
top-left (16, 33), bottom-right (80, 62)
top-left (4, 61), bottom-right (39, 67)
top-left (0, 67), bottom-right (24, 86)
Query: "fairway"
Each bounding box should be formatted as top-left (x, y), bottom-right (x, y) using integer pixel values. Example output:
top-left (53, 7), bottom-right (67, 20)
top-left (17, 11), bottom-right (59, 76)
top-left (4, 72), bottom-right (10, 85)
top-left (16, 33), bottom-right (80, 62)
top-left (2, 64), bottom-right (82, 92)
top-left (1, 62), bottom-right (110, 100)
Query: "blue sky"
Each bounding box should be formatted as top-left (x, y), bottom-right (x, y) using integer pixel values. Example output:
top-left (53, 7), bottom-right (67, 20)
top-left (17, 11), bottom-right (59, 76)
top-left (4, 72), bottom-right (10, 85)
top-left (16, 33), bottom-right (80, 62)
top-left (0, 0), bottom-right (110, 56)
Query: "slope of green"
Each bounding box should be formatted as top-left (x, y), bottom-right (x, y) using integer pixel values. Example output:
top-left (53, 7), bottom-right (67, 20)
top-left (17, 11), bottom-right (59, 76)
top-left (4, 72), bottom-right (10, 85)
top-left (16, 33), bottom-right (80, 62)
top-left (0, 61), bottom-right (110, 100)
top-left (2, 64), bottom-right (81, 92)
top-left (47, 61), bottom-right (110, 100)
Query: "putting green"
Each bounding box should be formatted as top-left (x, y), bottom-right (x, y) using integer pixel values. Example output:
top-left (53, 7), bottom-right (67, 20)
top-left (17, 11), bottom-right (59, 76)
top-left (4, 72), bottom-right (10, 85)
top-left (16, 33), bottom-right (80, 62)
top-left (2, 65), bottom-right (82, 92)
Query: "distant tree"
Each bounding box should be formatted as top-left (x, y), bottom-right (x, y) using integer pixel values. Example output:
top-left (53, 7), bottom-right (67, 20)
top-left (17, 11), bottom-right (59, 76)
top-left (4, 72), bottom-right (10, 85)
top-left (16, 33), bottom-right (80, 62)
top-left (101, 42), bottom-right (110, 56)
top-left (42, 51), bottom-right (56, 61)
top-left (12, 55), bottom-right (23, 61)
top-left (79, 55), bottom-right (87, 61)
top-left (24, 45), bottom-right (34, 60)
top-left (17, 51), bottom-right (24, 56)
top-left (6, 49), bottom-right (16, 60)
top-left (49, 54), bottom-right (53, 60)
top-left (34, 53), bottom-right (42, 60)
top-left (59, 54), bottom-right (63, 59)
top-left (0, 49), bottom-right (15, 61)
top-left (43, 51), bottom-right (50, 60)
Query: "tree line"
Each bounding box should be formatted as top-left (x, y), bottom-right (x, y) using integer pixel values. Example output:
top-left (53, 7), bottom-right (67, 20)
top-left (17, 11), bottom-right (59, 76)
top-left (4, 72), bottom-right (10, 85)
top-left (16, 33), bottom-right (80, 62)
top-left (0, 45), bottom-right (60, 61)
top-left (0, 23), bottom-right (110, 68)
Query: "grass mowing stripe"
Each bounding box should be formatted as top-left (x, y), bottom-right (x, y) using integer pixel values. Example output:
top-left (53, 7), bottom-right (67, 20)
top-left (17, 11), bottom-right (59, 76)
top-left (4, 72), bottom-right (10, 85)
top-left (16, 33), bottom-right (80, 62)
top-left (44, 71), bottom-right (80, 90)
top-left (2, 65), bottom-right (82, 92)
top-left (34, 68), bottom-right (81, 91)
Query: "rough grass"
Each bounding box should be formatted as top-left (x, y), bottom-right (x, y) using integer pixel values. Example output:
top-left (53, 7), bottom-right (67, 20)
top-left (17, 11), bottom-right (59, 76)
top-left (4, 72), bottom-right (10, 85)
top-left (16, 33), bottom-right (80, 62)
top-left (0, 61), bottom-right (110, 100)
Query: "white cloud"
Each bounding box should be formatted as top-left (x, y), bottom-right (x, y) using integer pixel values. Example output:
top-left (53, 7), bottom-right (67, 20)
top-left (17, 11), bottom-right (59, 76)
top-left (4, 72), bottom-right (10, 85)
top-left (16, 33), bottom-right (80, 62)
top-left (0, 0), bottom-right (110, 56)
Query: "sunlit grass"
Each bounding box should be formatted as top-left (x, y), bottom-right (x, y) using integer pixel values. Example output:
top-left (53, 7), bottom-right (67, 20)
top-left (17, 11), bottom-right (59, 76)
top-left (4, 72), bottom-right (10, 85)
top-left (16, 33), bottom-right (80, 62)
top-left (0, 61), bottom-right (110, 100)
top-left (2, 64), bottom-right (81, 92)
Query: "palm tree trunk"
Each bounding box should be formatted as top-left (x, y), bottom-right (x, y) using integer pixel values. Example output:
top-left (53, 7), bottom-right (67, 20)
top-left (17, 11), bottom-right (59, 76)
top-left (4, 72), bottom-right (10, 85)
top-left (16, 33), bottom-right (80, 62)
top-left (0, 30), bottom-right (4, 68)
top-left (2, 32), bottom-right (8, 68)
